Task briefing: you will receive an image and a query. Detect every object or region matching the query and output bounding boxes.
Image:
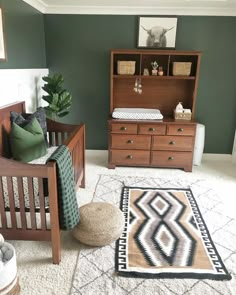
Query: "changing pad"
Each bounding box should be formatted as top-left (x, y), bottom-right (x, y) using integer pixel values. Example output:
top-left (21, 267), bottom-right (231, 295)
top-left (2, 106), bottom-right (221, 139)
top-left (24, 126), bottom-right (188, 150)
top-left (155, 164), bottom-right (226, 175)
top-left (112, 108), bottom-right (163, 120)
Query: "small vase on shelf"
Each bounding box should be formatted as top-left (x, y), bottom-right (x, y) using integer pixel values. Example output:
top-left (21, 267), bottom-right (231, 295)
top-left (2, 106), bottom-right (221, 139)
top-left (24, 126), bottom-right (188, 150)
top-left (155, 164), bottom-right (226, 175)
top-left (158, 66), bottom-right (164, 76)
top-left (151, 69), bottom-right (158, 76)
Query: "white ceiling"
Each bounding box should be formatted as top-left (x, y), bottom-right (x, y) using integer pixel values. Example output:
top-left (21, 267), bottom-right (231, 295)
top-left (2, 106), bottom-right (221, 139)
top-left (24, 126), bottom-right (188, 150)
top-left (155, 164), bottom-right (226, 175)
top-left (22, 0), bottom-right (236, 16)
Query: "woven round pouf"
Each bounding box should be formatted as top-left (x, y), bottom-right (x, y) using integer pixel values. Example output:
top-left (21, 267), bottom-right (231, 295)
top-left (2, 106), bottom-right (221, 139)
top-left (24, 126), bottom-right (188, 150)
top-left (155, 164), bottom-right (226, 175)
top-left (72, 202), bottom-right (125, 246)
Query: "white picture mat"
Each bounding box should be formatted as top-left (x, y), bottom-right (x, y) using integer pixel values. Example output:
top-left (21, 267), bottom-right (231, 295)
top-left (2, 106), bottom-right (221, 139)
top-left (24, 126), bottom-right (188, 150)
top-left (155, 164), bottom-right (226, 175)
top-left (0, 8), bottom-right (5, 59)
top-left (138, 17), bottom-right (177, 48)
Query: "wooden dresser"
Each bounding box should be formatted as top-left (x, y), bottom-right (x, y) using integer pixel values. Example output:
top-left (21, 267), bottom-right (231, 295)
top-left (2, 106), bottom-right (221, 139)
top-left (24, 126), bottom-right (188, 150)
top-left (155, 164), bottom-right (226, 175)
top-left (108, 49), bottom-right (201, 172)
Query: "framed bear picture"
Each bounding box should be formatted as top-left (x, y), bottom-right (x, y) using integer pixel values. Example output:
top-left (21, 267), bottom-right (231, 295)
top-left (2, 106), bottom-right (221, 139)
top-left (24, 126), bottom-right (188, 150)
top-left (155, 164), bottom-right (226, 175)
top-left (137, 16), bottom-right (178, 49)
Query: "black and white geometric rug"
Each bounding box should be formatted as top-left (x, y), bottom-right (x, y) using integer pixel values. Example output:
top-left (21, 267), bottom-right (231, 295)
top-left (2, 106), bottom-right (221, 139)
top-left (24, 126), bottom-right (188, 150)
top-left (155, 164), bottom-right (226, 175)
top-left (116, 187), bottom-right (231, 280)
top-left (71, 175), bottom-right (236, 295)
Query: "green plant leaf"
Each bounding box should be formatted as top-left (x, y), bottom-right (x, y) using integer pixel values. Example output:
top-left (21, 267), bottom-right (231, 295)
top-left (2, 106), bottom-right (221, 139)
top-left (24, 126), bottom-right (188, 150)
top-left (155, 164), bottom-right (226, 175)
top-left (58, 111), bottom-right (69, 117)
top-left (42, 95), bottom-right (53, 104)
top-left (42, 76), bottom-right (51, 83)
top-left (52, 93), bottom-right (59, 105)
top-left (41, 73), bottom-right (72, 119)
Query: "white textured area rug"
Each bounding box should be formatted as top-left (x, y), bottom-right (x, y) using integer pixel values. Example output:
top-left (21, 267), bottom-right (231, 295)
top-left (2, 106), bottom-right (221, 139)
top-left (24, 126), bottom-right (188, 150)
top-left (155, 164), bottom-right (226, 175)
top-left (71, 175), bottom-right (236, 295)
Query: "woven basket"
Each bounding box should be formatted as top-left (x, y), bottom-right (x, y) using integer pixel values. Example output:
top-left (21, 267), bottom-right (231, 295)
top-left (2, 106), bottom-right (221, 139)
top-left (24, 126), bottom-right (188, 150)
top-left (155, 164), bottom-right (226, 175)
top-left (0, 277), bottom-right (20, 295)
top-left (117, 61), bottom-right (136, 75)
top-left (174, 110), bottom-right (192, 120)
top-left (173, 62), bottom-right (192, 76)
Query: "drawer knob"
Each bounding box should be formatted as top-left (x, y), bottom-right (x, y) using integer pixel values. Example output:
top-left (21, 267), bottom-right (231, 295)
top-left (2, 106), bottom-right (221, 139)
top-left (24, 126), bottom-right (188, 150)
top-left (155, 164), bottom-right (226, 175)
top-left (169, 141), bottom-right (175, 145)
top-left (127, 155), bottom-right (133, 159)
top-left (127, 140), bottom-right (134, 144)
top-left (168, 156), bottom-right (174, 160)
top-left (149, 127), bottom-right (156, 132)
top-left (177, 128), bottom-right (183, 132)
top-left (120, 126), bottom-right (127, 131)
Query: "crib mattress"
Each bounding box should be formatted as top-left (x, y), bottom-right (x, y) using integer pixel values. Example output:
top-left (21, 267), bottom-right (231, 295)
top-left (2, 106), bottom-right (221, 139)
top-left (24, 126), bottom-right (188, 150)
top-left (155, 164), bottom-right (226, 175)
top-left (112, 108), bottom-right (163, 120)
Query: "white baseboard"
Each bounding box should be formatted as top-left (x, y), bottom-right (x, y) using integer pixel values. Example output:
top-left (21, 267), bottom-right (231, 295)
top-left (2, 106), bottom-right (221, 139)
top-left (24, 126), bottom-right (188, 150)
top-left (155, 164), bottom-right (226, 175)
top-left (202, 153), bottom-right (232, 161)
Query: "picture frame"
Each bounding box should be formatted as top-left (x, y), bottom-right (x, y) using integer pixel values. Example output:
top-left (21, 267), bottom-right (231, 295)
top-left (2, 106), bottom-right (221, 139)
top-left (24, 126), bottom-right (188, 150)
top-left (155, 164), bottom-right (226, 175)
top-left (0, 7), bottom-right (6, 61)
top-left (137, 16), bottom-right (177, 49)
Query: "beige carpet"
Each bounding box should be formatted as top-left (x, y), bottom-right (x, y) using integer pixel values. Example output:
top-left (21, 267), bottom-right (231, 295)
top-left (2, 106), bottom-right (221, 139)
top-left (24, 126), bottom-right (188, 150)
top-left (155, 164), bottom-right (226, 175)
top-left (10, 231), bottom-right (80, 294)
top-left (7, 151), bottom-right (236, 294)
top-left (71, 175), bottom-right (236, 295)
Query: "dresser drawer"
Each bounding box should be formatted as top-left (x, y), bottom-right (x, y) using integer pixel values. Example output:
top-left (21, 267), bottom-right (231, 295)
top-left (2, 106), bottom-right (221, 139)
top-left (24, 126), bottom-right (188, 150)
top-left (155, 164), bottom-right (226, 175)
top-left (110, 150), bottom-right (150, 165)
top-left (167, 124), bottom-right (196, 136)
top-left (111, 123), bottom-right (137, 134)
top-left (152, 136), bottom-right (195, 151)
top-left (151, 151), bottom-right (193, 167)
top-left (111, 134), bottom-right (151, 150)
top-left (138, 124), bottom-right (166, 135)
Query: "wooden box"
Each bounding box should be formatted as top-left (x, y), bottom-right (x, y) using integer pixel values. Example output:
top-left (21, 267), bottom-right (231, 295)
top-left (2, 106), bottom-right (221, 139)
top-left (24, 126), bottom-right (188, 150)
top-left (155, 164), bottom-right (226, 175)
top-left (174, 110), bottom-right (192, 120)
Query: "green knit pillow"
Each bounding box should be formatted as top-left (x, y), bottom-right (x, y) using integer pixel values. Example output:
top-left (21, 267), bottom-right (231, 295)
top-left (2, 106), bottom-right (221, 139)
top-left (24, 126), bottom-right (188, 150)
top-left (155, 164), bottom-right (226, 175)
top-left (10, 117), bottom-right (47, 163)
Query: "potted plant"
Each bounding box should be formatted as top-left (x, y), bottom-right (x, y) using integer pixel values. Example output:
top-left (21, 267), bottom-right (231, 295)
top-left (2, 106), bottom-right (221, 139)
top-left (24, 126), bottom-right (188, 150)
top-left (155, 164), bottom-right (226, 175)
top-left (42, 73), bottom-right (72, 121)
top-left (151, 61), bottom-right (158, 75)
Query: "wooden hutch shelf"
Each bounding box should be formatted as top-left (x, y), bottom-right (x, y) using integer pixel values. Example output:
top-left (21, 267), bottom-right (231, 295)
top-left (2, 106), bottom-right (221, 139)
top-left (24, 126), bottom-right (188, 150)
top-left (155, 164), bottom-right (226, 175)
top-left (108, 49), bottom-right (202, 172)
top-left (113, 75), bottom-right (196, 80)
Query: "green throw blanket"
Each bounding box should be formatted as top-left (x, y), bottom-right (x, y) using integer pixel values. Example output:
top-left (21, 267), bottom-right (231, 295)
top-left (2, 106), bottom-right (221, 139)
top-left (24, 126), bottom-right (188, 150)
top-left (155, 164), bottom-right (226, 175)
top-left (47, 145), bottom-right (79, 230)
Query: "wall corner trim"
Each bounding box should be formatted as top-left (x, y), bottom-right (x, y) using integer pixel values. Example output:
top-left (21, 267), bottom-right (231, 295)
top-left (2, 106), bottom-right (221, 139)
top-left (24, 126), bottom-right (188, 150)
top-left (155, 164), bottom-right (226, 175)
top-left (22, 0), bottom-right (46, 13)
top-left (21, 1), bottom-right (236, 16)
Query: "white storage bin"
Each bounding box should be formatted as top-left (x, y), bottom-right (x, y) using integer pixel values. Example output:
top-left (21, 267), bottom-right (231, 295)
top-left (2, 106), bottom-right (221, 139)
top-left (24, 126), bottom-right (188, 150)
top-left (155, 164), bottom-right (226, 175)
top-left (193, 124), bottom-right (205, 166)
top-left (0, 235), bottom-right (19, 294)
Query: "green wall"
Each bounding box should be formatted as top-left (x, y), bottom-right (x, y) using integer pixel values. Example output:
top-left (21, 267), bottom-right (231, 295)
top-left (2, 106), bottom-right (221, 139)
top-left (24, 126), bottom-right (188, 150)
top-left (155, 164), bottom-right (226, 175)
top-left (44, 15), bottom-right (137, 150)
top-left (1, 5), bottom-right (236, 153)
top-left (44, 15), bottom-right (236, 153)
top-left (0, 0), bottom-right (46, 68)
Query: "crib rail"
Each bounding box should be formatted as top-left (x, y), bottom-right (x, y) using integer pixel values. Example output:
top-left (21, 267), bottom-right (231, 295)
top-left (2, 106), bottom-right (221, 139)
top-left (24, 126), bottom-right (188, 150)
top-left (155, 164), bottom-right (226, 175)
top-left (0, 158), bottom-right (60, 263)
top-left (0, 103), bottom-right (85, 264)
top-left (47, 119), bottom-right (85, 189)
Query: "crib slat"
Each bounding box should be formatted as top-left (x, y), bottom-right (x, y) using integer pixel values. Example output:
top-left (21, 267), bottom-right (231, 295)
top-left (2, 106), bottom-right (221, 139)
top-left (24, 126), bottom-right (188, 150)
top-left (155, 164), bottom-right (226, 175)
top-left (38, 178), bottom-right (46, 230)
top-left (55, 132), bottom-right (60, 145)
top-left (62, 132), bottom-right (67, 143)
top-left (7, 177), bottom-right (17, 229)
top-left (73, 141), bottom-right (81, 185)
top-left (17, 177), bottom-right (27, 230)
top-left (27, 177), bottom-right (36, 230)
top-left (0, 178), bottom-right (7, 229)
top-left (74, 142), bottom-right (79, 182)
top-left (49, 132), bottom-right (53, 146)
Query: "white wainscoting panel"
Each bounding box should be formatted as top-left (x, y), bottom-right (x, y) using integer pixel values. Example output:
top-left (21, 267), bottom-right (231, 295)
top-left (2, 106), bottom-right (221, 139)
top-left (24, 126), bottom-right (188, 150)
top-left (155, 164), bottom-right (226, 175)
top-left (0, 68), bottom-right (49, 112)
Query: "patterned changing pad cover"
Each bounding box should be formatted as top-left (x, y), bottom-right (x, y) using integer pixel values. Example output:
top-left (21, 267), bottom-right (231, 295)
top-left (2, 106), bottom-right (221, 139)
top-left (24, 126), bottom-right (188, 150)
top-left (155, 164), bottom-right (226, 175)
top-left (112, 108), bottom-right (163, 120)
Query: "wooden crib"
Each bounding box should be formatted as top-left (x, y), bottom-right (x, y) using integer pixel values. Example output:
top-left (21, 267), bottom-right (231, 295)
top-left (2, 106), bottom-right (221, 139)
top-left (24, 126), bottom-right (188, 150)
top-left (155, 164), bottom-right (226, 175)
top-left (0, 101), bottom-right (85, 264)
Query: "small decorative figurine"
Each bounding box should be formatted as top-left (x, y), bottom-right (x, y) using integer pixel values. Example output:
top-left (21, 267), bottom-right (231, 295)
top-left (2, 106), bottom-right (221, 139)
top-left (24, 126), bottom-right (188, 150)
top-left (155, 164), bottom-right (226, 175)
top-left (143, 68), bottom-right (149, 76)
top-left (158, 66), bottom-right (164, 76)
top-left (151, 61), bottom-right (158, 75)
top-left (175, 102), bottom-right (184, 112)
